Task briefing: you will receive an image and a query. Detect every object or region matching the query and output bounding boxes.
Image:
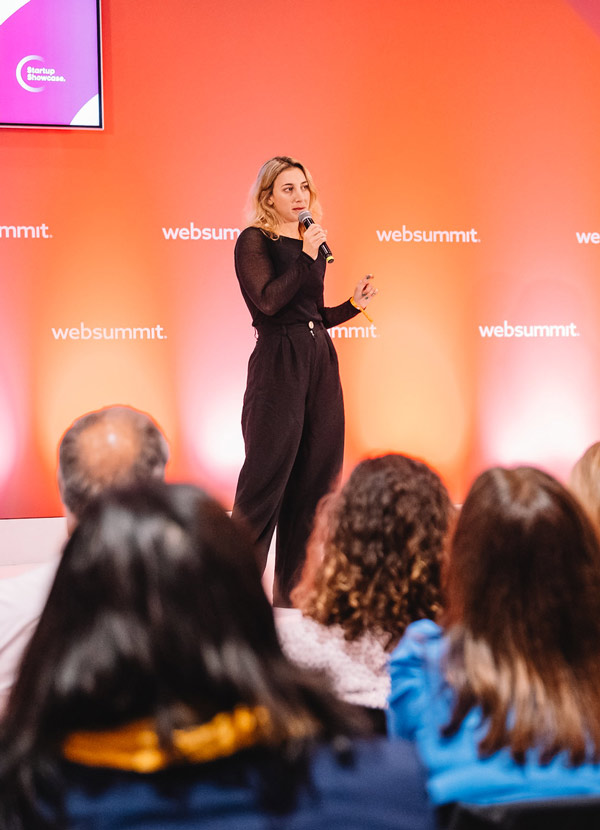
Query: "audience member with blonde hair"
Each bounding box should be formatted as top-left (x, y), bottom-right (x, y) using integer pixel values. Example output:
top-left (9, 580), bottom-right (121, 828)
top-left (388, 466), bottom-right (600, 808)
top-left (232, 155), bottom-right (377, 607)
top-left (570, 441), bottom-right (600, 529)
top-left (277, 453), bottom-right (453, 722)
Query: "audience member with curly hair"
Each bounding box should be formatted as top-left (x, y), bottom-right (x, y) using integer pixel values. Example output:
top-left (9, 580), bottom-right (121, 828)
top-left (276, 454), bottom-right (454, 723)
top-left (388, 466), bottom-right (600, 809)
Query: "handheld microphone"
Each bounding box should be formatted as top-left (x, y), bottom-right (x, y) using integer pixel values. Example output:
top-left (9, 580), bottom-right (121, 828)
top-left (298, 210), bottom-right (334, 263)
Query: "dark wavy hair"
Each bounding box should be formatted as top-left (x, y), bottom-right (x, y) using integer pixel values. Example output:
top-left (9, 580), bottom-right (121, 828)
top-left (443, 466), bottom-right (600, 765)
top-left (292, 454), bottom-right (454, 650)
top-left (0, 483), bottom-right (364, 829)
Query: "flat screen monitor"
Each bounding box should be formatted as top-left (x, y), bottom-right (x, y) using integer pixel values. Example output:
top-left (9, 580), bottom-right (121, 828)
top-left (0, 0), bottom-right (103, 129)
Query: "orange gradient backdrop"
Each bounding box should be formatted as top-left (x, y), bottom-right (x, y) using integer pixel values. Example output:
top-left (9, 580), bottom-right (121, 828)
top-left (2, 0), bottom-right (600, 517)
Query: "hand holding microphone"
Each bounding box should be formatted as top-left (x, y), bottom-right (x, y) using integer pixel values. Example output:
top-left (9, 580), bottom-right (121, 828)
top-left (298, 210), bottom-right (377, 322)
top-left (298, 210), bottom-right (334, 263)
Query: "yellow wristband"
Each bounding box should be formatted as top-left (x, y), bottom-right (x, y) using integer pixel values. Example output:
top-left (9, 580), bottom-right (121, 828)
top-left (349, 296), bottom-right (373, 323)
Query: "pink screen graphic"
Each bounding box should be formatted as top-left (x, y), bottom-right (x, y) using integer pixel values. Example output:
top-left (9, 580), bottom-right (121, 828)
top-left (0, 0), bottom-right (101, 128)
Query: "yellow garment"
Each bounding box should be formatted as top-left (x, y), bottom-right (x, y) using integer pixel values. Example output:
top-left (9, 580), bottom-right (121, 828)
top-left (63, 706), bottom-right (272, 773)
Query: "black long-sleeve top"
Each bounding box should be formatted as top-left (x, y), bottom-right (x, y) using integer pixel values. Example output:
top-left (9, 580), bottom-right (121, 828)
top-left (234, 227), bottom-right (360, 330)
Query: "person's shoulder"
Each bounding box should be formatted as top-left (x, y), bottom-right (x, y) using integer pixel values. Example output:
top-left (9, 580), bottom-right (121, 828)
top-left (276, 611), bottom-right (340, 664)
top-left (390, 619), bottom-right (442, 663)
top-left (276, 609), bottom-right (331, 639)
top-left (312, 737), bottom-right (434, 829)
top-left (63, 742), bottom-right (434, 830)
top-left (236, 226), bottom-right (272, 245)
top-left (312, 736), bottom-right (424, 779)
top-left (386, 619), bottom-right (444, 737)
top-left (403, 618), bottom-right (443, 643)
top-left (237, 226), bottom-right (263, 238)
top-left (234, 227), bottom-right (276, 265)
top-left (332, 734), bottom-right (426, 776)
top-left (408, 618), bottom-right (442, 636)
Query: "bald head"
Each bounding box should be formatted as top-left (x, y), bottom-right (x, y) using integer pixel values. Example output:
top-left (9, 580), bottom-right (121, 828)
top-left (58, 406), bottom-right (169, 526)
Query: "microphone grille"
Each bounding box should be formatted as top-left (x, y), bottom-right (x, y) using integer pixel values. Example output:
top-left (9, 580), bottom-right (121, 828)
top-left (297, 209), bottom-right (312, 224)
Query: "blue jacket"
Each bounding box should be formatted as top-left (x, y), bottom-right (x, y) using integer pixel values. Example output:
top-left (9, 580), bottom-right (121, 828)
top-left (387, 619), bottom-right (600, 806)
top-left (58, 738), bottom-right (434, 829)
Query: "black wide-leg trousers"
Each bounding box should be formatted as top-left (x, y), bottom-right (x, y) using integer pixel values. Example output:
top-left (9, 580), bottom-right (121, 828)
top-left (233, 321), bottom-right (345, 607)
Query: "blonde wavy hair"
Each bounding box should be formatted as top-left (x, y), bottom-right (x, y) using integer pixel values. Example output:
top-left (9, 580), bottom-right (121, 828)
top-left (246, 156), bottom-right (322, 239)
top-left (570, 441), bottom-right (600, 530)
top-left (292, 454), bottom-right (453, 651)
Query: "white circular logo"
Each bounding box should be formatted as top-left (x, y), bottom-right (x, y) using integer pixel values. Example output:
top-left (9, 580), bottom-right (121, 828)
top-left (16, 55), bottom-right (45, 92)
